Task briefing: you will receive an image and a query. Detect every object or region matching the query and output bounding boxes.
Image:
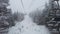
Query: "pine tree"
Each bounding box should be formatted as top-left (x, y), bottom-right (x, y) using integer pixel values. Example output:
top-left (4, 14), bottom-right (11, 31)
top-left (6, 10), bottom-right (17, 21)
top-left (0, 0), bottom-right (15, 30)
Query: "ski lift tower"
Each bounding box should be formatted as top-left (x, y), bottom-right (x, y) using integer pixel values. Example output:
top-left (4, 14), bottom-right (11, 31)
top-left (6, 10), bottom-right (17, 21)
top-left (46, 0), bottom-right (60, 34)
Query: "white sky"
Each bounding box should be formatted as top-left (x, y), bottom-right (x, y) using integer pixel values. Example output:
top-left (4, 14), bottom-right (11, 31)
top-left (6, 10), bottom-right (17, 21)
top-left (9, 0), bottom-right (49, 13)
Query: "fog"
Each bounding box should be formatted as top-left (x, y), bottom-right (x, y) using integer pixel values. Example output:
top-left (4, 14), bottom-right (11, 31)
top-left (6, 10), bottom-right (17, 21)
top-left (9, 0), bottom-right (48, 14)
top-left (8, 0), bottom-right (59, 34)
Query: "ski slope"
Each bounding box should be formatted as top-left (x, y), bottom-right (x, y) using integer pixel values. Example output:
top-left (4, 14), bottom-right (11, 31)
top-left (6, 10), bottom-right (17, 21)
top-left (8, 15), bottom-right (50, 34)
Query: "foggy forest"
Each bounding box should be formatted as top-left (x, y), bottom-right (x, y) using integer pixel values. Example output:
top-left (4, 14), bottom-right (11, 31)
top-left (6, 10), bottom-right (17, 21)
top-left (0, 0), bottom-right (60, 34)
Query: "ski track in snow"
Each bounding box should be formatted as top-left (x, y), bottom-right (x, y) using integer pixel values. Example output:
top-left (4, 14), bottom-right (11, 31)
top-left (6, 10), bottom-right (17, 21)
top-left (8, 15), bottom-right (50, 34)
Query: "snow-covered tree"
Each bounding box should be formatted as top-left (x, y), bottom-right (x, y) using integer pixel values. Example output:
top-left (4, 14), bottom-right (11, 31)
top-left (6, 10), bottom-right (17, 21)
top-left (13, 11), bottom-right (25, 22)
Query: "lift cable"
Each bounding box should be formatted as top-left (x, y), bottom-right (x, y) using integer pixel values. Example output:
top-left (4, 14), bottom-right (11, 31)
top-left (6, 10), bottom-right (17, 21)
top-left (21, 0), bottom-right (25, 13)
top-left (28, 0), bottom-right (35, 9)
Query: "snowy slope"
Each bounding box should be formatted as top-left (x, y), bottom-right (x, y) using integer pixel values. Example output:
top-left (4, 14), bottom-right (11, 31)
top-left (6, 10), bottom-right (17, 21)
top-left (8, 15), bottom-right (50, 34)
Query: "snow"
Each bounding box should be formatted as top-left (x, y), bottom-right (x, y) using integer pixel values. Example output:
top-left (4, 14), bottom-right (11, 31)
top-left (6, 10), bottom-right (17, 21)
top-left (8, 15), bottom-right (50, 34)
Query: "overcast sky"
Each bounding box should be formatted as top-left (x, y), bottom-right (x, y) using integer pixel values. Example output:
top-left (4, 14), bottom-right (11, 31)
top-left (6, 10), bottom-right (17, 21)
top-left (9, 0), bottom-right (49, 14)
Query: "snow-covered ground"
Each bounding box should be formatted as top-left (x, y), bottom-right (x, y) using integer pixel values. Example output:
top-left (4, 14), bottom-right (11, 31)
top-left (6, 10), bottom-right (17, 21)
top-left (8, 15), bottom-right (50, 34)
